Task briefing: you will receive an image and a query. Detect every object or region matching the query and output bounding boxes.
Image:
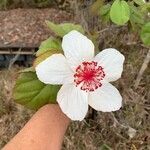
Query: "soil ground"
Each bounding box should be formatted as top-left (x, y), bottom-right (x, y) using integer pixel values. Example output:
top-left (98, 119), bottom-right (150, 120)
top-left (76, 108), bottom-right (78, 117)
top-left (0, 8), bottom-right (71, 48)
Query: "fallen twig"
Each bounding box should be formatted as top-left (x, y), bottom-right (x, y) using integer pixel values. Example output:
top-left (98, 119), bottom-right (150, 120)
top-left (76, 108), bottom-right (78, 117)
top-left (8, 48), bottom-right (21, 70)
top-left (134, 49), bottom-right (150, 89)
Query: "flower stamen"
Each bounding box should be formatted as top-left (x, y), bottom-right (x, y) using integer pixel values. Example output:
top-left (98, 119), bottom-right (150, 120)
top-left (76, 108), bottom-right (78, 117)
top-left (74, 61), bottom-right (105, 92)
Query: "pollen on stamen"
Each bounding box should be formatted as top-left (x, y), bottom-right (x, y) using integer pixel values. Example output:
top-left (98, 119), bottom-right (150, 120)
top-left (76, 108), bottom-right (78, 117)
top-left (74, 61), bottom-right (105, 92)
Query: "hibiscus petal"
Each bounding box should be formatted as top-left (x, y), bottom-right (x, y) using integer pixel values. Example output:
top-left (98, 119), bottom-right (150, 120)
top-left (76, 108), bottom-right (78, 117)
top-left (35, 54), bottom-right (73, 84)
top-left (62, 30), bottom-right (94, 70)
top-left (88, 83), bottom-right (122, 112)
top-left (94, 48), bottom-right (125, 82)
top-left (57, 83), bottom-right (88, 121)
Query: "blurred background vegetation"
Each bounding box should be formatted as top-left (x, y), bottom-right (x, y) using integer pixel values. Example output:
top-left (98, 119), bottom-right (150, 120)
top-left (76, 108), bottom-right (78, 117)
top-left (0, 0), bottom-right (150, 149)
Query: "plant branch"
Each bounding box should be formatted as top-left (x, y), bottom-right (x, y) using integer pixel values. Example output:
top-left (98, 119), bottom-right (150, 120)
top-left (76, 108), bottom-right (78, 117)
top-left (134, 49), bottom-right (150, 89)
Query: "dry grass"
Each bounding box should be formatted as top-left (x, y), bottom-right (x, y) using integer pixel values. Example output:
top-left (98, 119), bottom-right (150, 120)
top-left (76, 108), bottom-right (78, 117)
top-left (0, 67), bottom-right (33, 147)
top-left (0, 45), bottom-right (150, 149)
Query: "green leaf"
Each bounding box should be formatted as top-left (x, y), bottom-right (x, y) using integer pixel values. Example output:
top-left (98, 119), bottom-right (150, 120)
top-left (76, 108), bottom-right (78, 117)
top-left (140, 3), bottom-right (150, 13)
top-left (13, 72), bottom-right (60, 110)
top-left (46, 21), bottom-right (85, 37)
top-left (99, 4), bottom-right (111, 16)
top-left (99, 4), bottom-right (111, 23)
top-left (140, 22), bottom-right (150, 46)
top-left (36, 37), bottom-right (62, 57)
top-left (34, 50), bottom-right (61, 67)
top-left (102, 13), bottom-right (111, 23)
top-left (133, 0), bottom-right (145, 6)
top-left (110, 0), bottom-right (130, 25)
top-left (129, 4), bottom-right (144, 25)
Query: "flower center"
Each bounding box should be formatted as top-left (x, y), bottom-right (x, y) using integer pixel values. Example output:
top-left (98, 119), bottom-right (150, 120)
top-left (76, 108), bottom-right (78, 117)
top-left (74, 61), bottom-right (105, 92)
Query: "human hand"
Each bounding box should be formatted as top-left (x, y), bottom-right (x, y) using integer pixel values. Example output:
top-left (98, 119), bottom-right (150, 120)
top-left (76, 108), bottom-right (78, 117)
top-left (3, 104), bottom-right (70, 150)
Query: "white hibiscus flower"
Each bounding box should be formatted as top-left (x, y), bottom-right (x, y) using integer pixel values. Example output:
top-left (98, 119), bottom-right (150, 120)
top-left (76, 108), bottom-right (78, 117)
top-left (36, 30), bottom-right (125, 121)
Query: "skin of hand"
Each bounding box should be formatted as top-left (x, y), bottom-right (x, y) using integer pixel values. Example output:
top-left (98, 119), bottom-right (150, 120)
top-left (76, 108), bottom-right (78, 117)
top-left (2, 104), bottom-right (70, 150)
